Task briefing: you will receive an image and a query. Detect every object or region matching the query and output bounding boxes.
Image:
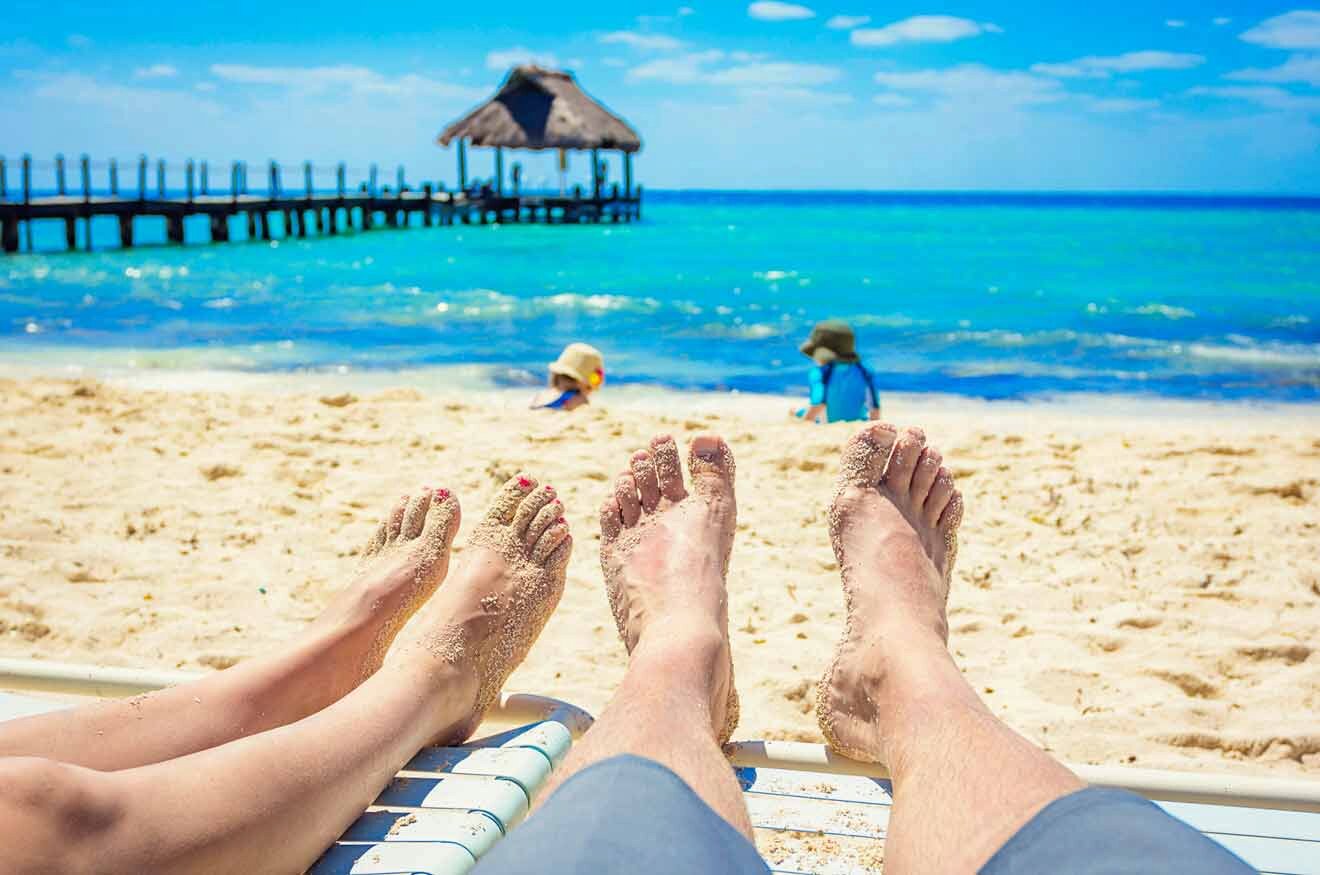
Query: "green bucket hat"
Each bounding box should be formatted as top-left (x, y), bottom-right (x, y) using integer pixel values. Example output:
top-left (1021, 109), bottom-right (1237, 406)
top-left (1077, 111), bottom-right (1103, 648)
top-left (800, 319), bottom-right (859, 365)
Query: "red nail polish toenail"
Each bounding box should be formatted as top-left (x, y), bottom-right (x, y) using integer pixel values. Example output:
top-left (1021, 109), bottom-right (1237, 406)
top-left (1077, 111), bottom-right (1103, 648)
top-left (517, 477), bottom-right (533, 489)
top-left (435, 488), bottom-right (450, 500)
top-left (545, 485), bottom-right (555, 494)
top-left (556, 516), bottom-right (566, 524)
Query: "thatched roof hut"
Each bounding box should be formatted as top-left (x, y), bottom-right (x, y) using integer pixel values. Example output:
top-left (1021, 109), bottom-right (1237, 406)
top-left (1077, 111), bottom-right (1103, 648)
top-left (439, 66), bottom-right (641, 153)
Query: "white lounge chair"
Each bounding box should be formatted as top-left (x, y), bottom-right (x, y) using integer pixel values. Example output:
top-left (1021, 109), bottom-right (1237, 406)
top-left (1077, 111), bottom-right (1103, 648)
top-left (2, 658), bottom-right (1318, 874)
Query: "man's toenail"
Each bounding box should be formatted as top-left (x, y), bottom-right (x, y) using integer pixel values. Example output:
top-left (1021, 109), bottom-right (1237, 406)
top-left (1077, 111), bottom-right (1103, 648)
top-left (435, 488), bottom-right (450, 500)
top-left (517, 476), bottom-right (533, 489)
top-left (545, 485), bottom-right (555, 494)
top-left (556, 517), bottom-right (566, 524)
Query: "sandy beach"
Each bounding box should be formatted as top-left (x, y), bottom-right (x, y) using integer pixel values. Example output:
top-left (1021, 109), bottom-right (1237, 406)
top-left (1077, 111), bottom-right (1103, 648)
top-left (2, 374), bottom-right (1318, 793)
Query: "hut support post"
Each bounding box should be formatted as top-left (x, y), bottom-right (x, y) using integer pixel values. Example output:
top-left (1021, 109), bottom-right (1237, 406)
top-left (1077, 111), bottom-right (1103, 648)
top-left (591, 149), bottom-right (600, 199)
top-left (457, 140), bottom-right (467, 191)
top-left (624, 152), bottom-right (633, 198)
top-left (494, 148), bottom-right (504, 195)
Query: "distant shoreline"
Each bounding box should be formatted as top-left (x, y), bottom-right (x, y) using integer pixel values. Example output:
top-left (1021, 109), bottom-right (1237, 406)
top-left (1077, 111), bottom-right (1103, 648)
top-left (3, 365), bottom-right (1318, 420)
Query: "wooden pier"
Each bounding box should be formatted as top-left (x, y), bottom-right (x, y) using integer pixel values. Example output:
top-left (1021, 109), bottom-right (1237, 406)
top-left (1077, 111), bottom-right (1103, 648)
top-left (0, 154), bottom-right (643, 255)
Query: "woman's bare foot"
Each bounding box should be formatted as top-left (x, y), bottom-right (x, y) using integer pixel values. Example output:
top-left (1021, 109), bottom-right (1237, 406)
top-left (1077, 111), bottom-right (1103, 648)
top-left (599, 434), bottom-right (741, 744)
top-left (303, 485), bottom-right (462, 703)
top-left (816, 423), bottom-right (965, 762)
top-left (389, 474), bottom-right (572, 743)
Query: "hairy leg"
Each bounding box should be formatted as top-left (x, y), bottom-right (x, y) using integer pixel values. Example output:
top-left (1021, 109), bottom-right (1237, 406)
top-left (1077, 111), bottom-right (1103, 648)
top-left (538, 435), bottom-right (750, 838)
top-left (0, 474), bottom-right (571, 875)
top-left (817, 424), bottom-right (1081, 874)
top-left (0, 486), bottom-right (461, 771)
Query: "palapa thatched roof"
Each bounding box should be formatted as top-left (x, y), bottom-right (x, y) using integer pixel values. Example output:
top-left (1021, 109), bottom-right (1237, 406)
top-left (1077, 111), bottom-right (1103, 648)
top-left (438, 66), bottom-right (642, 153)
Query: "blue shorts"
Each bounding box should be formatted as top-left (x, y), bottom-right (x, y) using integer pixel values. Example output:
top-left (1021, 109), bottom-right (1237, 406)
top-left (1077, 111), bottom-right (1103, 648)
top-left (473, 755), bottom-right (1254, 874)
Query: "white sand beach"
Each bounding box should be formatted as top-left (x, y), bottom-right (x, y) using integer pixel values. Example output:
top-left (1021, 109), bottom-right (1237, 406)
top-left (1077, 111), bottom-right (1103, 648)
top-left (1, 374), bottom-right (1317, 793)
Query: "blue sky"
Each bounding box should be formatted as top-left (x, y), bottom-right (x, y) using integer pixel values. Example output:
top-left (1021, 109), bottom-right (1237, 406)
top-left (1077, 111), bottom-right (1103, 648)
top-left (3, 2), bottom-right (1320, 191)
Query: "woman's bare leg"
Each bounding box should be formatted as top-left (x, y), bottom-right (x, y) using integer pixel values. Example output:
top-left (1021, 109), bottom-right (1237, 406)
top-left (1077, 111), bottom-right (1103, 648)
top-left (537, 435), bottom-right (752, 838)
top-left (816, 424), bottom-right (1082, 874)
top-left (0, 474), bottom-right (571, 875)
top-left (0, 486), bottom-right (462, 770)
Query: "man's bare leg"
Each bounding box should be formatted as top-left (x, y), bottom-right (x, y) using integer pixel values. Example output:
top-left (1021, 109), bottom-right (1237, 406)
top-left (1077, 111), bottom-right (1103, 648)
top-left (0, 474), bottom-right (571, 874)
top-left (537, 434), bottom-right (751, 838)
top-left (0, 485), bottom-right (466, 770)
top-left (817, 424), bottom-right (1083, 874)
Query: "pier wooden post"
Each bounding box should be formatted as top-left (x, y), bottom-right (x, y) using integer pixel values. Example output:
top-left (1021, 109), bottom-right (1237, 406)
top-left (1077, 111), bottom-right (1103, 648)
top-left (186, 159), bottom-right (195, 202)
top-left (423, 183), bottom-right (434, 226)
top-left (109, 159), bottom-right (119, 196)
top-left (166, 214), bottom-right (184, 244)
top-left (138, 156), bottom-right (148, 201)
top-left (200, 161), bottom-right (209, 195)
top-left (210, 213), bottom-right (228, 243)
top-left (246, 211), bottom-right (257, 240)
top-left (369, 164), bottom-right (378, 196)
top-left (0, 156), bottom-right (7, 201)
top-left (79, 154), bottom-right (91, 204)
top-left (304, 161), bottom-right (313, 199)
top-left (21, 155), bottom-right (32, 251)
top-left (336, 163), bottom-right (346, 197)
top-left (494, 148), bottom-right (504, 195)
top-left (268, 161), bottom-right (280, 197)
top-left (315, 207), bottom-right (325, 234)
top-left (64, 217), bottom-right (76, 249)
top-left (118, 215), bottom-right (134, 248)
top-left (1, 218), bottom-right (16, 254)
top-left (457, 140), bottom-right (467, 191)
top-left (396, 164), bottom-right (405, 192)
top-left (257, 211), bottom-right (270, 241)
top-left (156, 159), bottom-right (166, 198)
top-left (230, 162), bottom-right (240, 203)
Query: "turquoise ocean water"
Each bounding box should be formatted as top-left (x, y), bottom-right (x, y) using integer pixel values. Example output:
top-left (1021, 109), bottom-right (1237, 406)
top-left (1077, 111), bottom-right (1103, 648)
top-left (2, 191), bottom-right (1318, 401)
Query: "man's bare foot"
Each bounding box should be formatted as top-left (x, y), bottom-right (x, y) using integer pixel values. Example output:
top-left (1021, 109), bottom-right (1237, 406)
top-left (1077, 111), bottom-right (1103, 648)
top-left (389, 474), bottom-right (571, 743)
top-left (600, 434), bottom-right (741, 744)
top-left (305, 485), bottom-right (462, 703)
top-left (816, 423), bottom-right (964, 762)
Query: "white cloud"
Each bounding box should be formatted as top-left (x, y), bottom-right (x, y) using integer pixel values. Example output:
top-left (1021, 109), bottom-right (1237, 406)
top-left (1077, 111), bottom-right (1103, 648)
top-left (1189, 84), bottom-right (1320, 111)
top-left (599, 31), bottom-right (686, 51)
top-left (873, 64), bottom-right (1063, 105)
top-left (851, 16), bottom-right (999, 47)
top-left (1227, 53), bottom-right (1320, 86)
top-left (1086, 97), bottom-right (1160, 113)
top-left (133, 64), bottom-right (178, 79)
top-left (209, 64), bottom-right (484, 100)
top-left (826, 14), bottom-right (870, 29)
top-left (66, 34), bottom-right (93, 49)
top-left (1240, 10), bottom-right (1320, 49)
top-left (872, 93), bottom-right (915, 107)
top-left (630, 50), bottom-right (840, 90)
top-left (1165, 19), bottom-right (1186, 28)
top-left (1030, 51), bottom-right (1205, 79)
top-left (1213, 17), bottom-right (1232, 26)
top-left (484, 47), bottom-right (561, 71)
top-left (708, 61), bottom-right (840, 86)
top-left (748, 2), bottom-right (815, 22)
top-left (739, 86), bottom-right (853, 104)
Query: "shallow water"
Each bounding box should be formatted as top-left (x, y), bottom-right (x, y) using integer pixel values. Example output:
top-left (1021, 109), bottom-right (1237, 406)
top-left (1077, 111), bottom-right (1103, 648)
top-left (2, 191), bottom-right (1318, 401)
